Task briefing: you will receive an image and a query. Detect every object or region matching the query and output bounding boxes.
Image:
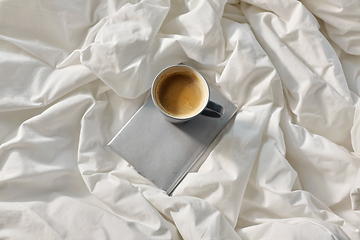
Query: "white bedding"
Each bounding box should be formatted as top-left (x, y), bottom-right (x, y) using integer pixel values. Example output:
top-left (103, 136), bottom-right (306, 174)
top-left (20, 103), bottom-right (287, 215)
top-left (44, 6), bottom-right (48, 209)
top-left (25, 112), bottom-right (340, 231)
top-left (1, 0), bottom-right (360, 239)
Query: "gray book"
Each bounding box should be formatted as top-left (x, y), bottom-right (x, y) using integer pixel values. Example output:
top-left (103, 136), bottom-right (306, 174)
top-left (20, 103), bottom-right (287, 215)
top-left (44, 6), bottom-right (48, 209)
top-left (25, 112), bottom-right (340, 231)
top-left (108, 87), bottom-right (238, 195)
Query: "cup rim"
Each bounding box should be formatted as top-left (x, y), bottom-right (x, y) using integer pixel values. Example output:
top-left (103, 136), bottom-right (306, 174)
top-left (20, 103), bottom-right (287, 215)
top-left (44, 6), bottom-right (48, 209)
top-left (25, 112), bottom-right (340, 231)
top-left (151, 64), bottom-right (210, 121)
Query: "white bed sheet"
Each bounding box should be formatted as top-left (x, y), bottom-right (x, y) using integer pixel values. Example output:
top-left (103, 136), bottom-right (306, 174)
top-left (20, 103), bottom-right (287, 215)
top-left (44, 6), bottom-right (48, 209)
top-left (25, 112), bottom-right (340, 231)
top-left (1, 0), bottom-right (360, 239)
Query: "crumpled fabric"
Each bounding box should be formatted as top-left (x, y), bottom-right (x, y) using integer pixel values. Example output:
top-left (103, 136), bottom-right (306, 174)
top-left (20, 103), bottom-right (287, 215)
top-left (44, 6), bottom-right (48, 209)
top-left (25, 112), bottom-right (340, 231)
top-left (0, 0), bottom-right (359, 239)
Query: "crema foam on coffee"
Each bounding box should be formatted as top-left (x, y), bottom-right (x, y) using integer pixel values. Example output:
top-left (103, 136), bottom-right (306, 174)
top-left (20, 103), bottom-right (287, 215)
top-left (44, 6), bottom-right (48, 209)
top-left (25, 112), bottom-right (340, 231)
top-left (155, 72), bottom-right (206, 118)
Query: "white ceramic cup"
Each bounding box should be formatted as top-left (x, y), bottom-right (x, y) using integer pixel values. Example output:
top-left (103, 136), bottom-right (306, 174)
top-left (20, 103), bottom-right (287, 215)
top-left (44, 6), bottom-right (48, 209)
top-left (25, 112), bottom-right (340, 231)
top-left (151, 64), bottom-right (223, 123)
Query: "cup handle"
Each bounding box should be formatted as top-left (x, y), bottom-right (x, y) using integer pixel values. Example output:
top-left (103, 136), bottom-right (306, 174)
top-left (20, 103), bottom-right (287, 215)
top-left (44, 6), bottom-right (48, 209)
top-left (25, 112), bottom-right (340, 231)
top-left (201, 101), bottom-right (224, 118)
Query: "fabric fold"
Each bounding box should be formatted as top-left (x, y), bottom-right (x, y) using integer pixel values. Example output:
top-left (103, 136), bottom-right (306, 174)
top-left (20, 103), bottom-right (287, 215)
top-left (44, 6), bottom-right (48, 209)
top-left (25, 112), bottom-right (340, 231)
top-left (1, 0), bottom-right (359, 239)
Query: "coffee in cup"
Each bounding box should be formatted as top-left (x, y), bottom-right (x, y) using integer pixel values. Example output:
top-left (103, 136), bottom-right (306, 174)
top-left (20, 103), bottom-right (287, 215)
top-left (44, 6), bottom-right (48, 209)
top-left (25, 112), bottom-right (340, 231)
top-left (151, 64), bottom-right (223, 123)
top-left (154, 71), bottom-right (207, 118)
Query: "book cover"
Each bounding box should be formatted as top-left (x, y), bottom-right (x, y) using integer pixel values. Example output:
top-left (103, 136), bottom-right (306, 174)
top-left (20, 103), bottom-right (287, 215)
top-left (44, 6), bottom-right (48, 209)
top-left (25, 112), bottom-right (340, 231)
top-left (108, 87), bottom-right (238, 194)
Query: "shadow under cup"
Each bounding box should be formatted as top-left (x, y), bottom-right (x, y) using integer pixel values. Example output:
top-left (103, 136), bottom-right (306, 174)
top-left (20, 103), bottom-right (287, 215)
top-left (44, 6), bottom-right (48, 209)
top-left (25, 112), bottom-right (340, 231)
top-left (151, 64), bottom-right (223, 124)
